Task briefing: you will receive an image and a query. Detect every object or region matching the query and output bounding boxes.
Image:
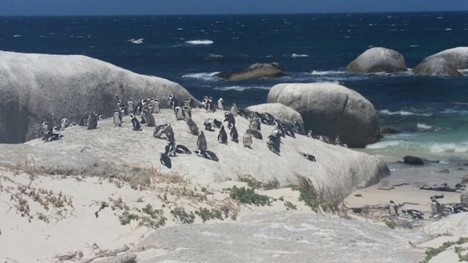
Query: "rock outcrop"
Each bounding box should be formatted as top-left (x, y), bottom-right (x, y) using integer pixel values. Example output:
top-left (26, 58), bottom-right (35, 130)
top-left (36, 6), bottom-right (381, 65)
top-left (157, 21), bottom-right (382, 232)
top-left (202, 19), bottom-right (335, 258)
top-left (0, 108), bottom-right (389, 200)
top-left (346, 47), bottom-right (407, 73)
top-left (461, 189), bottom-right (468, 207)
top-left (413, 47), bottom-right (468, 76)
top-left (267, 83), bottom-right (380, 147)
top-left (215, 62), bottom-right (285, 81)
top-left (0, 50), bottom-right (195, 143)
top-left (246, 103), bottom-right (304, 127)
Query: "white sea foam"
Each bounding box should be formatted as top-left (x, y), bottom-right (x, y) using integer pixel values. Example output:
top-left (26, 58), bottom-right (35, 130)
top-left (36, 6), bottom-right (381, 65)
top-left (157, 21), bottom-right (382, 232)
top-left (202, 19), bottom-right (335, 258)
top-left (128, 38), bottom-right (144, 44)
top-left (379, 109), bottom-right (432, 116)
top-left (214, 86), bottom-right (270, 92)
top-left (429, 142), bottom-right (468, 153)
top-left (185, 39), bottom-right (213, 45)
top-left (291, 53), bottom-right (309, 58)
top-left (445, 28), bottom-right (453, 31)
top-left (366, 140), bottom-right (404, 150)
top-left (410, 44), bottom-right (420, 48)
top-left (416, 123), bottom-right (433, 130)
top-left (309, 70), bottom-right (346, 76)
top-left (182, 72), bottom-right (219, 81)
top-left (207, 53), bottom-right (224, 59)
top-left (13, 34), bottom-right (22, 38)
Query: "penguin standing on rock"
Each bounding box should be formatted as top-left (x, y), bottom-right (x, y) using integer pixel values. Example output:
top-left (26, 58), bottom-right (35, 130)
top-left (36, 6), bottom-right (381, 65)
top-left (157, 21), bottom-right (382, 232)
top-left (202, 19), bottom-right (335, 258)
top-left (218, 125), bottom-right (228, 144)
top-left (127, 98), bottom-right (134, 115)
top-left (164, 123), bottom-right (175, 142)
top-left (59, 117), bottom-right (69, 131)
top-left (243, 130), bottom-right (253, 148)
top-left (175, 106), bottom-right (185, 120)
top-left (144, 111), bottom-right (156, 127)
top-left (87, 112), bottom-right (98, 130)
top-left (217, 98), bottom-right (225, 110)
top-left (230, 103), bottom-right (238, 116)
top-left (388, 200), bottom-right (399, 217)
top-left (160, 146), bottom-right (172, 169)
top-left (113, 109), bottom-right (122, 127)
top-left (153, 124), bottom-right (166, 139)
top-left (169, 94), bottom-right (179, 111)
top-left (230, 125), bottom-right (239, 143)
top-left (153, 99), bottom-right (160, 113)
top-left (186, 118), bottom-right (200, 135)
top-left (130, 114), bottom-right (142, 131)
top-left (224, 112), bottom-right (236, 129)
top-left (197, 131), bottom-right (207, 152)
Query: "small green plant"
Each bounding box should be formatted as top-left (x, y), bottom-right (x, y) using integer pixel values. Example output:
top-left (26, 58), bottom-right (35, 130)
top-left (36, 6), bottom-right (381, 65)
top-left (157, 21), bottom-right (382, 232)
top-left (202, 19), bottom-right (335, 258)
top-left (384, 220), bottom-right (397, 229)
top-left (420, 237), bottom-right (468, 263)
top-left (119, 211), bottom-right (140, 225)
top-left (239, 176), bottom-right (262, 189)
top-left (229, 186), bottom-right (272, 206)
top-left (195, 207), bottom-right (223, 222)
top-left (293, 176), bottom-right (337, 212)
top-left (139, 204), bottom-right (166, 228)
top-left (284, 201), bottom-right (297, 210)
top-left (171, 207), bottom-right (196, 224)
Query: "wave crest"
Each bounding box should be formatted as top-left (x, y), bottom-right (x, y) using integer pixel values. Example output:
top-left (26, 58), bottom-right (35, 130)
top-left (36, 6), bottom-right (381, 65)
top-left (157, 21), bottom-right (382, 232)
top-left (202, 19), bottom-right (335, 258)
top-left (185, 39), bottom-right (213, 45)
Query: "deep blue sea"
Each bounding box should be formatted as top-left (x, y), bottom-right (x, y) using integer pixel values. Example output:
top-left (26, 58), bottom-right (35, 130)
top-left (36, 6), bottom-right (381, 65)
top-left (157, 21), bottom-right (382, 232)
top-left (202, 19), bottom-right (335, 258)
top-left (1, 12), bottom-right (468, 161)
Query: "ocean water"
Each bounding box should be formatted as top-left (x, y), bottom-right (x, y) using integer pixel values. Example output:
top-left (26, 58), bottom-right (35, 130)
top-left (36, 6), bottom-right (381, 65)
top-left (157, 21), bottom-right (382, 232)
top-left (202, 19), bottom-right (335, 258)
top-left (1, 12), bottom-right (468, 166)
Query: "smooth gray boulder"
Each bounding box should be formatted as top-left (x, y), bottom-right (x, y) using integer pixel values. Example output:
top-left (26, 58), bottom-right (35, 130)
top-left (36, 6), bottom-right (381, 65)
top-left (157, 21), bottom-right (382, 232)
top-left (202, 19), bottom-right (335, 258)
top-left (215, 62), bottom-right (285, 80)
top-left (0, 108), bottom-right (389, 200)
top-left (246, 102), bottom-right (304, 127)
top-left (0, 50), bottom-right (195, 143)
top-left (267, 83), bottom-right (380, 147)
top-left (461, 189), bottom-right (468, 207)
top-left (346, 47), bottom-right (407, 73)
top-left (413, 47), bottom-right (468, 76)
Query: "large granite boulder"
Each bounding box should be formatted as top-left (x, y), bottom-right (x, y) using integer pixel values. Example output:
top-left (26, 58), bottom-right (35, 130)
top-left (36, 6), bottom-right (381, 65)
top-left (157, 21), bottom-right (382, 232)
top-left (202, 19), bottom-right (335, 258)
top-left (267, 83), bottom-right (380, 148)
top-left (413, 47), bottom-right (468, 76)
top-left (215, 62), bottom-right (285, 81)
top-left (0, 50), bottom-right (195, 143)
top-left (246, 103), bottom-right (304, 127)
top-left (0, 108), bottom-right (389, 200)
top-left (346, 47), bottom-right (407, 73)
top-left (461, 188), bottom-right (468, 207)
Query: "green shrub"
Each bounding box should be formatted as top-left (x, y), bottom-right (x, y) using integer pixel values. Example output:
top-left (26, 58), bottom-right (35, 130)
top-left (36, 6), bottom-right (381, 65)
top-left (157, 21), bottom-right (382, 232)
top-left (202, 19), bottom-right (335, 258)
top-left (195, 207), bottom-right (223, 222)
top-left (171, 207), bottom-right (196, 224)
top-left (229, 186), bottom-right (272, 206)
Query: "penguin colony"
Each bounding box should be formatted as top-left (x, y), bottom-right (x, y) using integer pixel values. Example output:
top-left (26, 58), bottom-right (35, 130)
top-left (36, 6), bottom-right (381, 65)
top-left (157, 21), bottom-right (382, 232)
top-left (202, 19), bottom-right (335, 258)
top-left (39, 94), bottom-right (350, 170)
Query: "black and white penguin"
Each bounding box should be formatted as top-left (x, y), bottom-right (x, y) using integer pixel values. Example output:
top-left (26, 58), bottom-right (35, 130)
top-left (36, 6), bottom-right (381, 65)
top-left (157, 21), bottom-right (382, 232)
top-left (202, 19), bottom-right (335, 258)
top-left (401, 209), bottom-right (424, 220)
top-left (224, 112), bottom-right (236, 129)
top-left (186, 118), bottom-right (200, 135)
top-left (218, 125), bottom-right (228, 144)
top-left (293, 120), bottom-right (304, 135)
top-left (389, 200), bottom-right (399, 217)
top-left (430, 197), bottom-right (442, 218)
top-left (267, 135), bottom-right (281, 155)
top-left (334, 135), bottom-right (347, 147)
top-left (183, 106), bottom-right (192, 120)
top-left (169, 94), bottom-right (179, 111)
top-left (302, 153), bottom-right (316, 162)
top-left (446, 204), bottom-right (468, 213)
top-left (127, 98), bottom-right (134, 115)
top-left (87, 112), bottom-right (98, 130)
top-left (160, 146), bottom-right (172, 169)
top-left (153, 124), bottom-right (166, 139)
top-left (238, 108), bottom-right (251, 119)
top-left (249, 116), bottom-right (261, 131)
top-left (204, 118), bottom-right (215, 131)
top-left (59, 117), bottom-right (69, 131)
top-left (144, 111), bottom-right (156, 127)
top-left (217, 98), bottom-right (225, 111)
top-left (176, 144), bottom-right (192, 154)
top-left (184, 98), bottom-right (194, 110)
top-left (153, 99), bottom-right (160, 113)
top-left (273, 120), bottom-right (285, 137)
top-left (164, 123), bottom-right (175, 142)
top-left (135, 101), bottom-right (143, 115)
top-left (197, 131), bottom-right (207, 151)
top-left (213, 119), bottom-right (223, 129)
top-left (230, 103), bottom-right (238, 116)
top-left (175, 106), bottom-right (185, 120)
top-left (167, 141), bottom-right (177, 157)
top-left (195, 149), bottom-right (219, 162)
top-left (42, 126), bottom-right (63, 142)
top-left (243, 130), bottom-right (253, 148)
top-left (248, 129), bottom-right (263, 140)
top-left (113, 110), bottom-right (122, 127)
top-left (130, 114), bottom-right (142, 131)
top-left (230, 125), bottom-right (239, 143)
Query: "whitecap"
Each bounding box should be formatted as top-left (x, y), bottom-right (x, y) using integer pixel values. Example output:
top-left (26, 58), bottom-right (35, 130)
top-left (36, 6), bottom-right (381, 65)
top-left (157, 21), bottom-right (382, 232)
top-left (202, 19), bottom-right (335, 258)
top-left (176, 27), bottom-right (183, 31)
top-left (429, 142), bottom-right (468, 153)
top-left (128, 38), bottom-right (144, 44)
top-left (445, 28), bottom-right (453, 31)
top-left (12, 34), bottom-right (22, 38)
top-left (309, 70), bottom-right (346, 76)
top-left (214, 86), bottom-right (270, 92)
top-left (185, 39), bottom-right (213, 45)
top-left (207, 53), bottom-right (224, 59)
top-left (181, 72), bottom-right (219, 81)
top-left (366, 140), bottom-right (404, 150)
top-left (379, 109), bottom-right (432, 116)
top-left (416, 123), bottom-right (433, 130)
top-left (291, 53), bottom-right (309, 58)
top-left (410, 44), bottom-right (419, 48)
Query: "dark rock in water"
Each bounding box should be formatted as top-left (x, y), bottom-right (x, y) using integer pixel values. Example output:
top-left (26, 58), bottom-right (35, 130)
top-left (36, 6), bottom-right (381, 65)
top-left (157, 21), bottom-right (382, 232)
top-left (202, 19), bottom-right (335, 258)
top-left (346, 47), bottom-right (407, 73)
top-left (437, 169), bottom-right (450, 174)
top-left (0, 50), bottom-right (196, 143)
top-left (380, 127), bottom-right (399, 135)
top-left (403, 155), bottom-right (424, 165)
top-left (215, 62), bottom-right (285, 81)
top-left (413, 47), bottom-right (468, 77)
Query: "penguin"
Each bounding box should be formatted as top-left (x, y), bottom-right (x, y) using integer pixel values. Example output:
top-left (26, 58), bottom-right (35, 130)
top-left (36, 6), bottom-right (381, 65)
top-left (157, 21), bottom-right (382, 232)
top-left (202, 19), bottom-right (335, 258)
top-left (176, 144), bottom-right (192, 154)
top-left (230, 103), bottom-right (238, 116)
top-left (135, 101), bottom-right (143, 115)
top-left (284, 125), bottom-right (295, 138)
top-left (113, 110), bottom-right (122, 127)
top-left (41, 121), bottom-right (50, 137)
top-left (248, 129), bottom-right (263, 140)
top-left (204, 97), bottom-right (212, 112)
top-left (195, 149), bottom-right (219, 162)
top-left (218, 125), bottom-right (228, 144)
top-left (127, 98), bottom-right (134, 115)
top-left (175, 106), bottom-right (185, 120)
top-left (153, 124), bottom-right (166, 139)
top-left (389, 200), bottom-right (398, 217)
top-left (42, 126), bottom-right (63, 142)
top-left (167, 141), bottom-right (177, 157)
top-left (130, 114), bottom-right (142, 131)
top-left (273, 120), bottom-right (285, 137)
top-left (186, 118), bottom-right (200, 135)
top-left (307, 130), bottom-right (314, 138)
top-left (224, 112), bottom-right (236, 129)
top-left (217, 98), bottom-right (225, 110)
top-left (293, 120), bottom-right (304, 135)
top-left (197, 130), bottom-right (207, 151)
top-left (164, 123), bottom-right (175, 142)
top-left (153, 99), bottom-right (160, 113)
top-left (430, 197), bottom-right (442, 218)
top-left (401, 209), bottom-right (424, 220)
top-left (144, 111), bottom-right (156, 127)
top-left (183, 107), bottom-right (192, 121)
top-left (335, 135), bottom-right (347, 147)
top-left (169, 94), bottom-right (179, 111)
top-left (243, 130), bottom-right (253, 148)
top-left (302, 153), bottom-right (316, 162)
top-left (446, 204), bottom-right (468, 213)
top-left (79, 114), bottom-right (88, 126)
top-left (238, 108), bottom-right (251, 119)
top-left (213, 119), bottom-right (223, 129)
top-left (184, 98), bottom-right (194, 110)
top-left (160, 145), bottom-right (172, 169)
top-left (230, 125), bottom-right (239, 143)
top-left (204, 118), bottom-right (215, 131)
top-left (87, 112), bottom-right (98, 130)
top-left (59, 117), bottom-right (69, 131)
top-left (249, 116), bottom-right (261, 131)
top-left (267, 135), bottom-right (281, 155)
